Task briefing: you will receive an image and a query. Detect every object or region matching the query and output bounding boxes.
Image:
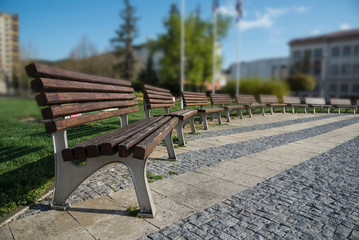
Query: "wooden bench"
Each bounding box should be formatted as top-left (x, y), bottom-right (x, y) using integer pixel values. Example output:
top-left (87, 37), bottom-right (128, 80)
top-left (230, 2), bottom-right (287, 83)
top-left (210, 93), bottom-right (245, 122)
top-left (142, 84), bottom-right (197, 146)
top-left (259, 95), bottom-right (287, 115)
top-left (305, 97), bottom-right (332, 114)
top-left (182, 91), bottom-right (224, 130)
top-left (26, 63), bottom-right (179, 218)
top-left (235, 94), bottom-right (266, 118)
top-left (282, 96), bottom-right (308, 114)
top-left (330, 98), bottom-right (357, 114)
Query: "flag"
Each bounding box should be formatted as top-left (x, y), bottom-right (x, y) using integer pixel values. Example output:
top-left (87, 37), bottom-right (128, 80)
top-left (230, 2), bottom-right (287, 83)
top-left (236, 0), bottom-right (242, 21)
top-left (212, 0), bottom-right (219, 12)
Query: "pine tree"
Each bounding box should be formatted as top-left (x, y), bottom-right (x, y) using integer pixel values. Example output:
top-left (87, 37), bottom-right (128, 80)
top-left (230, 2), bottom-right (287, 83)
top-left (111, 0), bottom-right (139, 81)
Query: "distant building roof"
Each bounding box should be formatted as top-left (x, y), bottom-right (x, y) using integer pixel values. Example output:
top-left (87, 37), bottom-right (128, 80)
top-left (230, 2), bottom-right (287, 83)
top-left (289, 29), bottom-right (359, 46)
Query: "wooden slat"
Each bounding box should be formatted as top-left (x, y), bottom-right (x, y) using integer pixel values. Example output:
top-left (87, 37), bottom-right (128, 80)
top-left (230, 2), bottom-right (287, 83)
top-left (41, 100), bottom-right (138, 119)
top-left (45, 106), bottom-right (140, 133)
top-left (31, 78), bottom-right (134, 93)
top-left (35, 92), bottom-right (136, 106)
top-left (142, 84), bottom-right (171, 94)
top-left (305, 97), bottom-right (326, 105)
top-left (62, 117), bottom-right (154, 161)
top-left (330, 98), bottom-right (351, 105)
top-left (227, 105), bottom-right (245, 110)
top-left (236, 95), bottom-right (257, 104)
top-left (146, 99), bottom-right (174, 104)
top-left (283, 96), bottom-right (301, 104)
top-left (97, 117), bottom-right (164, 156)
top-left (144, 93), bottom-right (174, 101)
top-left (198, 108), bottom-right (224, 114)
top-left (166, 109), bottom-right (198, 120)
top-left (118, 116), bottom-right (172, 157)
top-left (146, 103), bottom-right (175, 109)
top-left (259, 95), bottom-right (279, 103)
top-left (26, 62), bottom-right (131, 87)
top-left (185, 102), bottom-right (209, 106)
top-left (143, 89), bottom-right (173, 98)
top-left (133, 117), bottom-right (179, 160)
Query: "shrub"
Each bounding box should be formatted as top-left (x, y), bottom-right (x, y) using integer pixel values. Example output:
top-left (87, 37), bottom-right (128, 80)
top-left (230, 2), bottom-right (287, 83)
top-left (287, 73), bottom-right (315, 92)
top-left (221, 77), bottom-right (289, 101)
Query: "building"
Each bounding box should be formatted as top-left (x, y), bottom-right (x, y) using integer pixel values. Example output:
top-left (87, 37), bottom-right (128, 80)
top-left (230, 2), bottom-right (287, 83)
top-left (0, 12), bottom-right (19, 94)
top-left (228, 57), bottom-right (289, 81)
top-left (289, 29), bottom-right (359, 100)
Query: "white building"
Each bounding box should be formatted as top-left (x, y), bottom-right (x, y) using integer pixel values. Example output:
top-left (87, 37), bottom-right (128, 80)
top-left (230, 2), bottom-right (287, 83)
top-left (289, 29), bottom-right (359, 100)
top-left (228, 57), bottom-right (289, 81)
top-left (0, 12), bottom-right (19, 94)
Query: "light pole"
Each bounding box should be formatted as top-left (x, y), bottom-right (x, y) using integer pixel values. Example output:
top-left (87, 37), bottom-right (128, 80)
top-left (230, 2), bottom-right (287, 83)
top-left (180, 0), bottom-right (185, 109)
top-left (320, 51), bottom-right (327, 99)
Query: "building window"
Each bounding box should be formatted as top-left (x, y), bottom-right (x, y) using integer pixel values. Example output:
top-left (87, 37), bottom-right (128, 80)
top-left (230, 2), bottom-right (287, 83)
top-left (341, 84), bottom-right (348, 94)
top-left (353, 84), bottom-right (359, 94)
top-left (314, 49), bottom-right (322, 59)
top-left (354, 64), bottom-right (359, 76)
top-left (293, 51), bottom-right (301, 62)
top-left (343, 46), bottom-right (351, 57)
top-left (330, 65), bottom-right (338, 76)
top-left (332, 47), bottom-right (340, 58)
top-left (354, 45), bottom-right (359, 57)
top-left (341, 64), bottom-right (351, 75)
top-left (330, 84), bottom-right (337, 94)
top-left (272, 66), bottom-right (278, 79)
top-left (313, 60), bottom-right (321, 75)
top-left (280, 65), bottom-right (286, 79)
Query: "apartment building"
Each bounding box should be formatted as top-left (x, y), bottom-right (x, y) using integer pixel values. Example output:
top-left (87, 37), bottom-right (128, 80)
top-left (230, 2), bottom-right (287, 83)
top-left (289, 29), bottom-right (359, 100)
top-left (0, 12), bottom-right (19, 94)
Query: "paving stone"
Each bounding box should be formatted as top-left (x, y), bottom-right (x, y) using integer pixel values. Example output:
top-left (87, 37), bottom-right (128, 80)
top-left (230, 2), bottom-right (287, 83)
top-left (0, 224), bottom-right (13, 240)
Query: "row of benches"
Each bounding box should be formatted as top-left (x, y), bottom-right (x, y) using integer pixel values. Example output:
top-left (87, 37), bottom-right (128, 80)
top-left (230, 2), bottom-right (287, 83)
top-left (26, 63), bottom-right (358, 218)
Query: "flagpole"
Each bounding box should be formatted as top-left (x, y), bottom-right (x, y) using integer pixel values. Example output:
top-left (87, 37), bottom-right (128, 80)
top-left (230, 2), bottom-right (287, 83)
top-left (236, 22), bottom-right (241, 95)
top-left (180, 0), bottom-right (185, 109)
top-left (212, 5), bottom-right (217, 94)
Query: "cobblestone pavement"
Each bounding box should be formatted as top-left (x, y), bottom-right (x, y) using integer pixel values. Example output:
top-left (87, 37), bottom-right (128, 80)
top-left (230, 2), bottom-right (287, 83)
top-left (18, 115), bottom-right (359, 220)
top-left (142, 136), bottom-right (359, 240)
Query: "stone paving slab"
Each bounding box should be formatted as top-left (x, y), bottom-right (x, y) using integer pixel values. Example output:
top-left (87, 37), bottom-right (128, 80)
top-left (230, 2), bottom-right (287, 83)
top-left (3, 114), bottom-right (359, 239)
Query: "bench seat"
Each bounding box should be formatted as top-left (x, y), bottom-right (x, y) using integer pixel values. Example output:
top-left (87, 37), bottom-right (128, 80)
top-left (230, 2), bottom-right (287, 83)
top-left (330, 98), bottom-right (357, 114)
top-left (259, 95), bottom-right (286, 114)
top-left (283, 96), bottom-right (308, 113)
top-left (236, 95), bottom-right (265, 118)
top-left (182, 91), bottom-right (224, 130)
top-left (305, 97), bottom-right (331, 114)
top-left (142, 85), bottom-right (198, 146)
top-left (210, 94), bottom-right (244, 122)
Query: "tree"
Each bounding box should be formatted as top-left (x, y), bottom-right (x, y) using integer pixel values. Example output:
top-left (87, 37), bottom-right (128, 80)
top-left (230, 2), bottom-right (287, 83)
top-left (153, 4), bottom-right (231, 94)
top-left (287, 73), bottom-right (315, 92)
top-left (111, 0), bottom-right (139, 81)
top-left (138, 54), bottom-right (159, 87)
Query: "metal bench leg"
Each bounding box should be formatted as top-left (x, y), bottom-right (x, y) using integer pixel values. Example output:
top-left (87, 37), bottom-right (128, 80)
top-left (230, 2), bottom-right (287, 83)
top-left (164, 130), bottom-right (176, 160)
top-left (144, 108), bottom-right (151, 119)
top-left (189, 115), bottom-right (196, 132)
top-left (176, 120), bottom-right (186, 147)
top-left (198, 112), bottom-right (209, 130)
top-left (313, 108), bottom-right (316, 114)
top-left (123, 156), bottom-right (156, 218)
top-left (292, 106), bottom-right (295, 114)
top-left (304, 107), bottom-right (307, 114)
top-left (237, 109), bottom-right (243, 119)
top-left (248, 108), bottom-right (253, 118)
top-left (120, 114), bottom-right (128, 127)
top-left (283, 106), bottom-right (286, 114)
top-left (354, 109), bottom-right (356, 114)
top-left (327, 108), bottom-right (330, 114)
top-left (270, 107), bottom-right (273, 115)
top-left (226, 109), bottom-right (231, 122)
top-left (217, 112), bottom-right (222, 124)
top-left (262, 107), bottom-right (265, 116)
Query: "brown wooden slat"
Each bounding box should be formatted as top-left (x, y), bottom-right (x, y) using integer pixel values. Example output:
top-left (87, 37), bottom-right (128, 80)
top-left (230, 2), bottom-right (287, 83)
top-left (147, 103), bottom-right (175, 109)
top-left (146, 99), bottom-right (174, 104)
top-left (144, 94), bottom-right (174, 101)
top-left (330, 98), bottom-right (351, 105)
top-left (259, 95), bottom-right (279, 103)
top-left (41, 100), bottom-right (138, 120)
top-left (133, 117), bottom-right (179, 160)
top-left (36, 92), bottom-right (136, 106)
top-left (61, 117), bottom-right (153, 161)
top-left (185, 102), bottom-right (209, 106)
top-left (167, 109), bottom-right (198, 120)
top-left (183, 96), bottom-right (208, 101)
top-left (182, 91), bottom-right (206, 96)
top-left (94, 117), bottom-right (164, 156)
top-left (198, 108), bottom-right (224, 114)
top-left (26, 63), bottom-right (131, 87)
top-left (143, 89), bottom-right (173, 98)
top-left (305, 97), bottom-right (326, 105)
top-left (227, 105), bottom-right (245, 110)
top-left (236, 95), bottom-right (257, 104)
top-left (31, 78), bottom-right (134, 93)
top-left (118, 116), bottom-right (172, 157)
top-left (45, 106), bottom-right (140, 133)
top-left (283, 96), bottom-right (301, 104)
top-left (142, 84), bottom-right (171, 94)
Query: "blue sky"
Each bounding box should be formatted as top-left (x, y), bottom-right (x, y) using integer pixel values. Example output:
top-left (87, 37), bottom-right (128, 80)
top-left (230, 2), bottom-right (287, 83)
top-left (2, 0), bottom-right (359, 69)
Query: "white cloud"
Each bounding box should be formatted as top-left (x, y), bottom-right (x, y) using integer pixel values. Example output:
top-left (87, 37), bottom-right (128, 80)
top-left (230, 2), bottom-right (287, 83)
top-left (310, 29), bottom-right (321, 35)
top-left (339, 23), bottom-right (351, 30)
top-left (236, 6), bottom-right (310, 32)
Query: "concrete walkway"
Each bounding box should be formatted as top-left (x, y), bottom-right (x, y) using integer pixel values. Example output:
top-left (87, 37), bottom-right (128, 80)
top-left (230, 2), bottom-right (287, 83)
top-left (1, 113), bottom-right (358, 240)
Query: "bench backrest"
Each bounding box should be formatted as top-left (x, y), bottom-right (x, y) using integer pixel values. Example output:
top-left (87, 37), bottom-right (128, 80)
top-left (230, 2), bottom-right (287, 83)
top-left (357, 100), bottom-right (359, 106)
top-left (142, 84), bottom-right (175, 110)
top-left (259, 95), bottom-right (279, 104)
top-left (235, 94), bottom-right (257, 104)
top-left (282, 96), bottom-right (301, 104)
top-left (210, 93), bottom-right (233, 106)
top-left (330, 98), bottom-right (351, 105)
top-left (182, 91), bottom-right (209, 107)
top-left (26, 63), bottom-right (139, 133)
top-left (305, 97), bottom-right (326, 105)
